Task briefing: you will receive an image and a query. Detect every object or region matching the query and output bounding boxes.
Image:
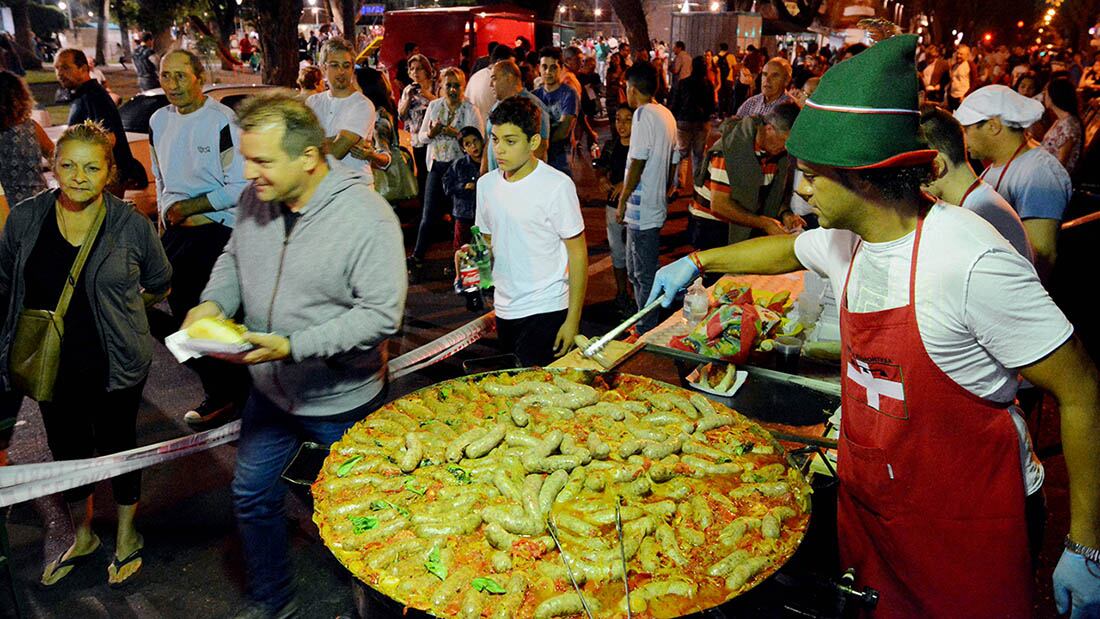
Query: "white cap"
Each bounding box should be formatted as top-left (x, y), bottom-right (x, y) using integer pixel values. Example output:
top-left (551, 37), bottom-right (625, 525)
top-left (954, 85), bottom-right (1045, 128)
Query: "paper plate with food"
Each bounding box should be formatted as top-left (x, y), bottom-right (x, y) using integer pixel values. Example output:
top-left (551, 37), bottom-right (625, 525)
top-left (687, 362), bottom-right (748, 398)
top-left (180, 317), bottom-right (253, 355)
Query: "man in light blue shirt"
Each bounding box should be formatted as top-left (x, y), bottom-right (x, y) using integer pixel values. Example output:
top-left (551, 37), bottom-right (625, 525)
top-left (149, 49), bottom-right (249, 426)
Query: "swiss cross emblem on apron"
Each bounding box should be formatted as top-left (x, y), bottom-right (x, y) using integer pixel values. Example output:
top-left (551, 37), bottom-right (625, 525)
top-left (845, 357), bottom-right (908, 419)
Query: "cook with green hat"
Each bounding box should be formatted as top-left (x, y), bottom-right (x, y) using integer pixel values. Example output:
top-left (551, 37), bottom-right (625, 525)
top-left (649, 33), bottom-right (1100, 617)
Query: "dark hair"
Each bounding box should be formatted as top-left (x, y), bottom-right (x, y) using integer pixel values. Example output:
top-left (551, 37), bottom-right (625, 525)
top-left (764, 102), bottom-right (801, 133)
top-left (525, 50), bottom-right (539, 67)
top-left (918, 104), bottom-right (965, 165)
top-left (237, 91), bottom-right (325, 158)
top-left (1013, 72), bottom-right (1038, 92)
top-left (488, 95), bottom-right (541, 140)
top-left (356, 65), bottom-right (396, 116)
top-left (844, 43), bottom-right (869, 57)
top-left (719, 42), bottom-right (729, 51)
top-left (459, 125), bottom-right (483, 142)
top-left (836, 164), bottom-right (935, 202)
top-left (490, 44), bottom-right (514, 63)
top-left (141, 32), bottom-right (154, 43)
top-left (625, 60), bottom-right (658, 96)
top-left (59, 47), bottom-right (89, 67)
top-left (1046, 76), bottom-right (1079, 116)
top-left (0, 70), bottom-right (33, 130)
top-left (690, 55), bottom-right (707, 80)
top-left (539, 46), bottom-right (562, 62)
top-left (404, 41), bottom-right (418, 55)
top-left (675, 41), bottom-right (686, 50)
top-left (298, 65), bottom-right (324, 90)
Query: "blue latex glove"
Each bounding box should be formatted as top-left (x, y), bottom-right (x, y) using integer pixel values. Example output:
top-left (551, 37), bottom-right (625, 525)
top-left (647, 255), bottom-right (700, 308)
top-left (1054, 549), bottom-right (1100, 618)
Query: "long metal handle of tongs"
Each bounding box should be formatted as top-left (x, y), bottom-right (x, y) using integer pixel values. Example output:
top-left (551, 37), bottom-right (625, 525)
top-left (582, 294), bottom-right (666, 358)
top-left (615, 498), bottom-right (632, 619)
top-left (546, 518), bottom-right (594, 619)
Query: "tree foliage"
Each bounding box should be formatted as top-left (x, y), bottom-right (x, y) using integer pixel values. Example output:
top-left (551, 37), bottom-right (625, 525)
top-left (27, 2), bottom-right (68, 40)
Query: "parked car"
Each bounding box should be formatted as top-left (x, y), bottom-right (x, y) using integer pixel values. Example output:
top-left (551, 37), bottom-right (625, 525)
top-left (45, 84), bottom-right (277, 218)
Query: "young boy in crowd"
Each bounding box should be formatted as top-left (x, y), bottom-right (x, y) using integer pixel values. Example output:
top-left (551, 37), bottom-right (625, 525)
top-left (444, 126), bottom-right (485, 248)
top-left (470, 96), bottom-right (588, 366)
top-left (616, 60), bottom-right (677, 333)
top-left (593, 106), bottom-right (634, 318)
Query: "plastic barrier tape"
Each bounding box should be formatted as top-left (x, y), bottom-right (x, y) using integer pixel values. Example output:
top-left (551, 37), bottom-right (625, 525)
top-left (0, 313), bottom-right (496, 507)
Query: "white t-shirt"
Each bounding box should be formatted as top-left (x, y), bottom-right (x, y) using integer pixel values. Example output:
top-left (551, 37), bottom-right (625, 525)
top-left (306, 91), bottom-right (376, 185)
top-left (981, 147), bottom-right (1072, 222)
top-left (794, 203), bottom-right (1074, 494)
top-left (959, 180), bottom-right (1032, 261)
top-left (466, 67), bottom-right (496, 125)
top-left (625, 102), bottom-right (677, 231)
top-left (475, 161), bottom-right (585, 320)
top-left (949, 60), bottom-right (970, 98)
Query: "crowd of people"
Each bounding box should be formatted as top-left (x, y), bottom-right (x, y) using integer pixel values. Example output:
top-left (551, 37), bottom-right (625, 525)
top-left (0, 20), bottom-right (1098, 618)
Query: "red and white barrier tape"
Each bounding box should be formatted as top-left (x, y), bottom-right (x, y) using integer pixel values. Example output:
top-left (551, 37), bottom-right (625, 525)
top-left (0, 312), bottom-right (496, 507)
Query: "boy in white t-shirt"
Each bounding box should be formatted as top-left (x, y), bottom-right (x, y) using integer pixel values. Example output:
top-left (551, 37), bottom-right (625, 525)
top-left (615, 60), bottom-right (677, 332)
top-left (472, 96), bottom-right (588, 366)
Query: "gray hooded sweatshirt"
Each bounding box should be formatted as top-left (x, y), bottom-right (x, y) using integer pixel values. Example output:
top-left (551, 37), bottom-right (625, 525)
top-left (201, 166), bottom-right (406, 416)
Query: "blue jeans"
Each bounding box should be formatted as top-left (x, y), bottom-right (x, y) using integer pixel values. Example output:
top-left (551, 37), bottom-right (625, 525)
top-left (626, 226), bottom-right (662, 333)
top-left (232, 388), bottom-right (383, 611)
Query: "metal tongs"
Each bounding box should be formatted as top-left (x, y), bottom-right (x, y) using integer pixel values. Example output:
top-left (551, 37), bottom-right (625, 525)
top-left (580, 294), bottom-right (666, 366)
top-left (546, 517), bottom-right (595, 619)
top-left (615, 497), bottom-right (633, 619)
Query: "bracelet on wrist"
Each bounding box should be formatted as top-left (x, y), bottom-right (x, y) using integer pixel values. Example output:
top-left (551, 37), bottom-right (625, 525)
top-left (1065, 535), bottom-right (1100, 562)
top-left (687, 252), bottom-right (705, 275)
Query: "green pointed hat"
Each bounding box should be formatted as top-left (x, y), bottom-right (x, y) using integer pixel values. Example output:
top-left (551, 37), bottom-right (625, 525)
top-left (787, 34), bottom-right (937, 169)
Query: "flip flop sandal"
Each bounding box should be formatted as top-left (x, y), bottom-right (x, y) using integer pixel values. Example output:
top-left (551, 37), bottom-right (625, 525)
top-left (38, 537), bottom-right (102, 589)
top-left (107, 545), bottom-right (144, 589)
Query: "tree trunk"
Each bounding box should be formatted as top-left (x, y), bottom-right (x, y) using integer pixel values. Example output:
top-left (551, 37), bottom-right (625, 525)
top-left (253, 0), bottom-right (304, 87)
top-left (96, 0), bottom-right (109, 66)
top-left (340, 0), bottom-right (358, 47)
top-left (212, 0), bottom-right (239, 70)
top-left (117, 9), bottom-right (133, 65)
top-left (8, 0), bottom-right (43, 70)
top-left (606, 0), bottom-right (651, 51)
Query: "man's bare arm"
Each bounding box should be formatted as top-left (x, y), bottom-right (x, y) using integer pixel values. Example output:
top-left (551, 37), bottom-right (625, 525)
top-left (696, 234), bottom-right (803, 275)
top-left (1022, 218), bottom-right (1058, 282)
top-left (1020, 336), bottom-right (1100, 548)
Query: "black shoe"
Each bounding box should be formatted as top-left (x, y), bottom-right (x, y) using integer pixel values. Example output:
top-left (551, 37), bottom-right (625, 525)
top-left (183, 399), bottom-right (236, 426)
top-left (407, 256), bottom-right (423, 284)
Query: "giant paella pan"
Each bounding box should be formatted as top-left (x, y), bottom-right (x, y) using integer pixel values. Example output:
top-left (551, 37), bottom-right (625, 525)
top-left (313, 368), bottom-right (812, 618)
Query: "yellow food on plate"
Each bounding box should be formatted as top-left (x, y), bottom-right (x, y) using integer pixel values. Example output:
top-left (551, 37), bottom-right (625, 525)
top-left (186, 317), bottom-right (248, 344)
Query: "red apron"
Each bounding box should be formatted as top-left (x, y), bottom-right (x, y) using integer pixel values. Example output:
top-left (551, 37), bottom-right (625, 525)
top-left (837, 213), bottom-right (1033, 618)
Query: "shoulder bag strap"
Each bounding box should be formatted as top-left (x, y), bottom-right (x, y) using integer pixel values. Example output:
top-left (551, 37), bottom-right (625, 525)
top-left (53, 204), bottom-right (107, 318)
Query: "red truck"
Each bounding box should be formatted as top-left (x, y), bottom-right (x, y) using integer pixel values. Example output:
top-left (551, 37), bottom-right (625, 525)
top-left (379, 3), bottom-right (536, 82)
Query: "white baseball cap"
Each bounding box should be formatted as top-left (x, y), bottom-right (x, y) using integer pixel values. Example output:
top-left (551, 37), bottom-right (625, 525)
top-left (954, 85), bottom-right (1045, 128)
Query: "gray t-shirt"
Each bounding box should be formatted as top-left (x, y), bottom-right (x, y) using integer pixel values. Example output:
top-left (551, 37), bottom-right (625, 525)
top-left (980, 146), bottom-right (1072, 221)
top-left (961, 181), bottom-right (1033, 261)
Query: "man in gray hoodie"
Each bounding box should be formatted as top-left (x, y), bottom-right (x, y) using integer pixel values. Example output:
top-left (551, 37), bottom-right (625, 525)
top-left (182, 93), bottom-right (406, 619)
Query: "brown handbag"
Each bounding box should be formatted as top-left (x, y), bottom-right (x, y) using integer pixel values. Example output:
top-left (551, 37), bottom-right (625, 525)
top-left (10, 205), bottom-right (106, 402)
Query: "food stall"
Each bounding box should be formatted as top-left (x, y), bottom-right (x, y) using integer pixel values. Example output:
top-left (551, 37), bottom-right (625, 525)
top-left (303, 272), bottom-right (876, 618)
